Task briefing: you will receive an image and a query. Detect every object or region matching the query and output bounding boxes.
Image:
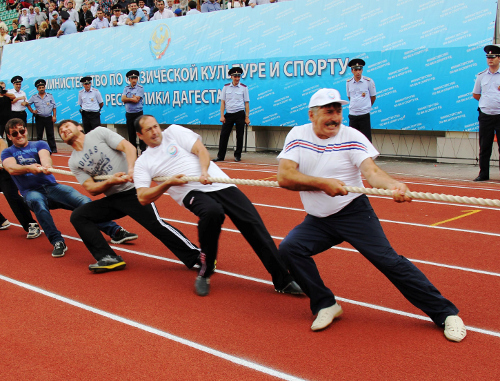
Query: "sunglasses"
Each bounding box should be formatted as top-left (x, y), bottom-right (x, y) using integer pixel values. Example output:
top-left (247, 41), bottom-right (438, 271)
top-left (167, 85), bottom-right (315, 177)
top-left (10, 128), bottom-right (26, 137)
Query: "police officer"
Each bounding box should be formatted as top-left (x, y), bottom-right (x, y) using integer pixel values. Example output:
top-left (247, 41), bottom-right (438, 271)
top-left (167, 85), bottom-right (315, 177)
top-left (472, 45), bottom-right (500, 181)
top-left (78, 76), bottom-right (103, 133)
top-left (346, 59), bottom-right (376, 142)
top-left (213, 67), bottom-right (250, 162)
top-left (26, 79), bottom-right (58, 153)
top-left (122, 69), bottom-right (146, 153)
top-left (8, 76), bottom-right (28, 126)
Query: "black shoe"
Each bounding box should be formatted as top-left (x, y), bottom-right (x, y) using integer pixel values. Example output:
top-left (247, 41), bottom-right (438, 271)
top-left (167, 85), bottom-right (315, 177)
top-left (212, 157), bottom-right (223, 162)
top-left (195, 276), bottom-right (210, 296)
top-left (111, 228), bottom-right (138, 244)
top-left (275, 281), bottom-right (304, 295)
top-left (473, 176), bottom-right (489, 182)
top-left (52, 241), bottom-right (67, 258)
top-left (89, 255), bottom-right (126, 273)
top-left (234, 157), bottom-right (241, 162)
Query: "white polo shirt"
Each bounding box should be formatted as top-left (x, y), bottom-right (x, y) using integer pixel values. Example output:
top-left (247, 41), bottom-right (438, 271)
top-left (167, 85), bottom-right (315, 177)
top-left (8, 89), bottom-right (27, 111)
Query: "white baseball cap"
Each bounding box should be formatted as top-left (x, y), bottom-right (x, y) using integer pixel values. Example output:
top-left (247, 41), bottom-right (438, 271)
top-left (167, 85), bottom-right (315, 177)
top-left (308, 88), bottom-right (349, 108)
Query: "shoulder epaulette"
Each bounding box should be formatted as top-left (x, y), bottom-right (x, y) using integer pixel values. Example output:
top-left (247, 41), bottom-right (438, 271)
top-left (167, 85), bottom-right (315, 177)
top-left (363, 76), bottom-right (372, 81)
top-left (224, 83), bottom-right (231, 86)
top-left (240, 83), bottom-right (247, 87)
top-left (477, 69), bottom-right (488, 76)
top-left (347, 77), bottom-right (354, 82)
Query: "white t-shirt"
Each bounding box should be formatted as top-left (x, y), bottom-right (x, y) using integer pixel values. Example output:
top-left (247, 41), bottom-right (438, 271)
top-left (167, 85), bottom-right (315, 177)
top-left (277, 123), bottom-right (378, 217)
top-left (134, 124), bottom-right (233, 205)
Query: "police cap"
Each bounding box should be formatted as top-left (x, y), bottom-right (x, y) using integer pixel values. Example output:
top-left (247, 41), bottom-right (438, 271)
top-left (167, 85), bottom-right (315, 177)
top-left (112, 4), bottom-right (123, 11)
top-left (228, 67), bottom-right (243, 76)
top-left (80, 76), bottom-right (92, 84)
top-left (35, 79), bottom-right (46, 87)
top-left (11, 76), bottom-right (23, 84)
top-left (126, 70), bottom-right (140, 78)
top-left (484, 45), bottom-right (500, 57)
top-left (348, 58), bottom-right (365, 69)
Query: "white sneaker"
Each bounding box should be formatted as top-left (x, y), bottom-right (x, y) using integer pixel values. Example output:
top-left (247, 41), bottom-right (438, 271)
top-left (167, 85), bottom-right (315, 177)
top-left (27, 223), bottom-right (41, 239)
top-left (444, 315), bottom-right (467, 342)
top-left (311, 303), bottom-right (343, 331)
top-left (0, 220), bottom-right (11, 230)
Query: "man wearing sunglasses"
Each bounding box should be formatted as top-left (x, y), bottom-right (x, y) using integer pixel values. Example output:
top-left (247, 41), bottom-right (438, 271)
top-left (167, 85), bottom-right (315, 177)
top-left (1, 119), bottom-right (137, 258)
top-left (472, 44), bottom-right (500, 181)
top-left (346, 58), bottom-right (376, 142)
top-left (213, 67), bottom-right (249, 163)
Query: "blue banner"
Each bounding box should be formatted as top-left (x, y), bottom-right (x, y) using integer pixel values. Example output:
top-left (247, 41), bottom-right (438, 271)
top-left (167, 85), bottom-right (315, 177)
top-left (0, 0), bottom-right (496, 131)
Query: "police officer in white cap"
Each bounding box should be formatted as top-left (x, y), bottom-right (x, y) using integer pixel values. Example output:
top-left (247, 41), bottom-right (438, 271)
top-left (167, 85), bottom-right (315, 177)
top-left (346, 59), bottom-right (376, 142)
top-left (8, 76), bottom-right (28, 126)
top-left (472, 44), bottom-right (500, 181)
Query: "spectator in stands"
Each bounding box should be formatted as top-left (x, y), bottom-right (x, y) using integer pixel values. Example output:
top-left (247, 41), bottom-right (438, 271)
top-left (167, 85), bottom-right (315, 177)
top-left (116, 0), bottom-right (131, 14)
top-left (82, 17), bottom-right (93, 31)
top-left (89, 0), bottom-right (98, 16)
top-left (0, 17), bottom-right (7, 33)
top-left (18, 8), bottom-right (30, 28)
top-left (9, 20), bottom-right (19, 41)
top-left (65, 1), bottom-right (79, 25)
top-left (249, 0), bottom-right (277, 7)
top-left (100, 0), bottom-right (113, 15)
top-left (78, 3), bottom-right (92, 30)
top-left (166, 0), bottom-right (176, 11)
top-left (48, 18), bottom-right (59, 36)
top-left (151, 0), bottom-right (174, 19)
top-left (13, 25), bottom-right (29, 42)
top-left (138, 0), bottom-right (150, 19)
top-left (125, 1), bottom-right (147, 25)
top-left (57, 10), bottom-right (77, 35)
top-left (73, 0), bottom-right (83, 11)
top-left (173, 8), bottom-right (182, 16)
top-left (201, 0), bottom-right (220, 12)
top-left (7, 0), bottom-right (20, 11)
top-left (38, 21), bottom-right (49, 37)
top-left (34, 6), bottom-right (48, 35)
top-left (111, 5), bottom-right (127, 26)
top-left (28, 6), bottom-right (37, 39)
top-left (90, 9), bottom-right (110, 29)
top-left (186, 0), bottom-right (200, 15)
top-left (228, 0), bottom-right (245, 8)
top-left (0, 27), bottom-right (11, 47)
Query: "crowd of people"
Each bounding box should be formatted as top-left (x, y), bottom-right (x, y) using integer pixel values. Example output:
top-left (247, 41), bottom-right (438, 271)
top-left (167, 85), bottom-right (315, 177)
top-left (0, 0), bottom-right (292, 42)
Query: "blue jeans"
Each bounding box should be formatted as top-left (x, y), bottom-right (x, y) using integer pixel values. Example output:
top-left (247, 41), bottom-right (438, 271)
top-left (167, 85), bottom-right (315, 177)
top-left (24, 183), bottom-right (120, 245)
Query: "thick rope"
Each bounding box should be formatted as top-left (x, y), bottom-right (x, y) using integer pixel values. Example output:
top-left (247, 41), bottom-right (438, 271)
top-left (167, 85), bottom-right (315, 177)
top-left (3, 165), bottom-right (500, 207)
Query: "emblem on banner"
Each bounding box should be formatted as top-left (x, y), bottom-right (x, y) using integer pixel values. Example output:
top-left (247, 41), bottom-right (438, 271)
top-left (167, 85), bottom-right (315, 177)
top-left (150, 24), bottom-right (171, 60)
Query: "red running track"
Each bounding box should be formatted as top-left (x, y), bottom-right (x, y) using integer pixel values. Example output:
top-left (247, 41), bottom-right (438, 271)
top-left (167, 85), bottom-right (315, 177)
top-left (1, 153), bottom-right (499, 380)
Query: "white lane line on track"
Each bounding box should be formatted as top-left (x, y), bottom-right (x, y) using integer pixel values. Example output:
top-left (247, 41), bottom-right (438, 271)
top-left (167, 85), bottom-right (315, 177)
top-left (4, 225), bottom-right (500, 339)
top-left (0, 274), bottom-right (306, 381)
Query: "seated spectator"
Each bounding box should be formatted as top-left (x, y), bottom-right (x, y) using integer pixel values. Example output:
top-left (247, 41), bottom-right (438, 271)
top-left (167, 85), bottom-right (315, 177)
top-left (249, 0), bottom-right (277, 7)
top-left (201, 0), bottom-right (220, 12)
top-left (50, 11), bottom-right (62, 25)
top-left (90, 9), bottom-right (110, 29)
top-left (0, 19), bottom-right (8, 34)
top-left (110, 5), bottom-right (128, 26)
top-left (82, 17), bottom-right (93, 31)
top-left (38, 21), bottom-right (49, 38)
top-left (138, 0), bottom-right (150, 19)
top-left (13, 25), bottom-right (30, 42)
top-left (186, 0), bottom-right (200, 15)
top-left (48, 18), bottom-right (59, 36)
top-left (151, 0), bottom-right (174, 19)
top-left (116, 0), bottom-right (131, 14)
top-left (0, 27), bottom-right (11, 47)
top-left (57, 10), bottom-right (77, 36)
top-left (173, 8), bottom-right (182, 16)
top-left (228, 0), bottom-right (245, 8)
top-left (125, 1), bottom-right (147, 25)
top-left (78, 3), bottom-right (93, 31)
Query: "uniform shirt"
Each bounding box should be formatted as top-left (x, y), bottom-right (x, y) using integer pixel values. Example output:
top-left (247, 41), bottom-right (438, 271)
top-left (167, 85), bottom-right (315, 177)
top-left (186, 8), bottom-right (201, 15)
top-left (68, 127), bottom-right (135, 196)
top-left (1, 141), bottom-right (56, 197)
top-left (110, 14), bottom-right (128, 26)
top-left (60, 18), bottom-right (77, 35)
top-left (8, 88), bottom-right (27, 111)
top-left (346, 76), bottom-right (376, 116)
top-left (122, 84), bottom-right (144, 113)
top-left (28, 92), bottom-right (56, 117)
top-left (221, 82), bottom-right (249, 113)
top-left (128, 8), bottom-right (147, 22)
top-left (201, 1), bottom-right (221, 12)
top-left (152, 9), bottom-right (175, 19)
top-left (134, 124), bottom-right (233, 206)
top-left (90, 17), bottom-right (109, 29)
top-left (277, 123), bottom-right (378, 217)
top-left (78, 87), bottom-right (103, 112)
top-left (473, 68), bottom-right (500, 115)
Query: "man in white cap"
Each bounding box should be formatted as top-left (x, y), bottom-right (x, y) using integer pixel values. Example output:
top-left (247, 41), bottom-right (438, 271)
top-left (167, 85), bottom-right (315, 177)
top-left (276, 88), bottom-right (466, 342)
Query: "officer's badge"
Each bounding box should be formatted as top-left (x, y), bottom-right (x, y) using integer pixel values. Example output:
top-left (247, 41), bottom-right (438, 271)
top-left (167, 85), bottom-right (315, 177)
top-left (362, 92), bottom-right (366, 97)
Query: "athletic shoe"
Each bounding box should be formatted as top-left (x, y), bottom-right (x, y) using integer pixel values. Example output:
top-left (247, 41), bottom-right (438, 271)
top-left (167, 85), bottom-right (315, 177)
top-left (110, 228), bottom-right (138, 244)
top-left (444, 315), bottom-right (467, 342)
top-left (0, 220), bottom-right (11, 230)
top-left (52, 241), bottom-right (67, 258)
top-left (275, 281), bottom-right (304, 295)
top-left (27, 223), bottom-right (41, 239)
top-left (311, 303), bottom-right (343, 331)
top-left (195, 276), bottom-right (210, 296)
top-left (89, 255), bottom-right (126, 274)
